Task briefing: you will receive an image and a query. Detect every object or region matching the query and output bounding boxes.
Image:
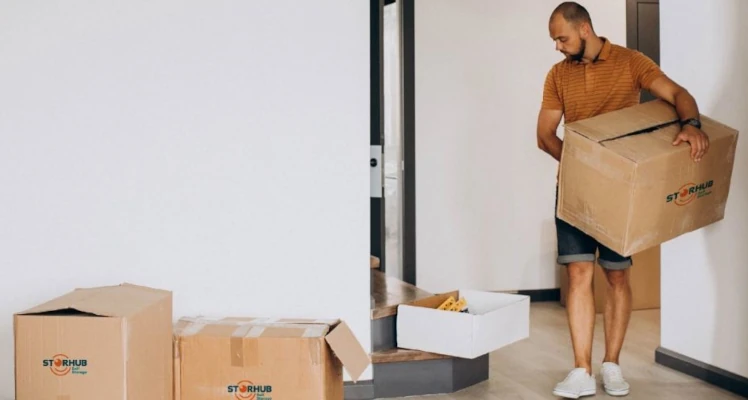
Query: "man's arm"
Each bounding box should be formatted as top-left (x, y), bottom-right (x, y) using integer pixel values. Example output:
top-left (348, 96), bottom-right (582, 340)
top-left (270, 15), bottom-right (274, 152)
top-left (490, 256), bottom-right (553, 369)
top-left (631, 50), bottom-right (710, 162)
top-left (537, 108), bottom-right (564, 162)
top-left (649, 76), bottom-right (709, 162)
top-left (538, 67), bottom-right (564, 161)
top-left (649, 76), bottom-right (700, 120)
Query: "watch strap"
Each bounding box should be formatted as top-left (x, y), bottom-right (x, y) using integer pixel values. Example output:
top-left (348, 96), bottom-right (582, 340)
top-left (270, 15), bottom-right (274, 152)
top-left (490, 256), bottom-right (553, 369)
top-left (680, 118), bottom-right (702, 129)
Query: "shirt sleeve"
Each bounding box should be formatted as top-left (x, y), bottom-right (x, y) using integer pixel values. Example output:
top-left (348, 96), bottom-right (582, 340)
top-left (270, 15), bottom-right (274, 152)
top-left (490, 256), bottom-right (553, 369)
top-left (630, 51), bottom-right (666, 90)
top-left (541, 67), bottom-right (563, 111)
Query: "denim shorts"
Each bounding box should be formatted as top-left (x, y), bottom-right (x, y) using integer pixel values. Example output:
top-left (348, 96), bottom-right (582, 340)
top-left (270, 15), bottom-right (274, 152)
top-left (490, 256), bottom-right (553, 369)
top-left (555, 187), bottom-right (632, 270)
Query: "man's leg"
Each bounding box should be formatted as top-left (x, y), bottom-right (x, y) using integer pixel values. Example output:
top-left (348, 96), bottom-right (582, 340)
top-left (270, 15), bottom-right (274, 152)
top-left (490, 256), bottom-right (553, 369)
top-left (565, 260), bottom-right (596, 374)
top-left (553, 209), bottom-right (598, 398)
top-left (602, 268), bottom-right (632, 364)
top-left (597, 248), bottom-right (633, 396)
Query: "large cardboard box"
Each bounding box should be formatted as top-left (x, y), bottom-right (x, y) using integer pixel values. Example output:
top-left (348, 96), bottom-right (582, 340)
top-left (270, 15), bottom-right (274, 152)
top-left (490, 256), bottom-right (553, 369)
top-left (173, 316), bottom-right (371, 400)
top-left (559, 244), bottom-right (661, 313)
top-left (396, 290), bottom-right (530, 359)
top-left (557, 100), bottom-right (739, 257)
top-left (14, 283), bottom-right (173, 400)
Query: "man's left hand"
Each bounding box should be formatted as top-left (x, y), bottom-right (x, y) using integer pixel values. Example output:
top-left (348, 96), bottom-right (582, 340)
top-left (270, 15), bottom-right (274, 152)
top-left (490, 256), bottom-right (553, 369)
top-left (673, 125), bottom-right (710, 162)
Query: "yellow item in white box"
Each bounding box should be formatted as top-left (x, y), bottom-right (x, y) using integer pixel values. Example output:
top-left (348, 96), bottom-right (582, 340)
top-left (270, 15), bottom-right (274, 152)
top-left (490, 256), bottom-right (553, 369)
top-left (437, 296), bottom-right (456, 311)
top-left (437, 296), bottom-right (469, 313)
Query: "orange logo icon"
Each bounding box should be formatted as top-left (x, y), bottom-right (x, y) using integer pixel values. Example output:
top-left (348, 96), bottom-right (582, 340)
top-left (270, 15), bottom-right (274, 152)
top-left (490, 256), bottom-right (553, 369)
top-left (235, 380), bottom-right (257, 400)
top-left (51, 354), bottom-right (71, 376)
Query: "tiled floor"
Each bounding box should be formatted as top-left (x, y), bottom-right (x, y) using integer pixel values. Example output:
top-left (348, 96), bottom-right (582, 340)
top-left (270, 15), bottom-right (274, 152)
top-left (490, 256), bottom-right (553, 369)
top-left (384, 302), bottom-right (743, 399)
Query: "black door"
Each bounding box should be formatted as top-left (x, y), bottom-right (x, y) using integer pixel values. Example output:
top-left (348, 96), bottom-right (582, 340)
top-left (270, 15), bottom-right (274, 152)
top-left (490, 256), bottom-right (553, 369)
top-left (627, 0), bottom-right (660, 103)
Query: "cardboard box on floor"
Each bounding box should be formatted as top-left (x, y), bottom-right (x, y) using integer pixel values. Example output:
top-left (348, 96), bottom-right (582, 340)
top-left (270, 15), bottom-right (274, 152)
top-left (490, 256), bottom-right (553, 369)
top-left (13, 283), bottom-right (173, 400)
top-left (557, 100), bottom-right (739, 257)
top-left (173, 316), bottom-right (371, 400)
top-left (396, 290), bottom-right (530, 359)
top-left (559, 244), bottom-right (660, 313)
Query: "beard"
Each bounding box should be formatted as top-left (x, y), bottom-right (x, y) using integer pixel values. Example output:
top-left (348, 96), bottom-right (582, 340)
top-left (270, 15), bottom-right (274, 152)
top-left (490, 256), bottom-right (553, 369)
top-left (569, 39), bottom-right (586, 62)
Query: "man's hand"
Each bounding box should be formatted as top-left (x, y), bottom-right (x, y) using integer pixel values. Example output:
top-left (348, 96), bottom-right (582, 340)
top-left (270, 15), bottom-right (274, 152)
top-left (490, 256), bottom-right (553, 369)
top-left (672, 124), bottom-right (709, 162)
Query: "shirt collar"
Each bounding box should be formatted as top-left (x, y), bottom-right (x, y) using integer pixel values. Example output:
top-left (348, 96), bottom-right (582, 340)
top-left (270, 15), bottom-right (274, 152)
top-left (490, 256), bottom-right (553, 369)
top-left (596, 37), bottom-right (612, 61)
top-left (570, 37), bottom-right (611, 65)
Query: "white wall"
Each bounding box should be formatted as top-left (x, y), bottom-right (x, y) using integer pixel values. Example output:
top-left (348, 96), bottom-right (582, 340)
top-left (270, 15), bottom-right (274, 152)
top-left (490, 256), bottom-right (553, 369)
top-left (660, 0), bottom-right (748, 379)
top-left (0, 0), bottom-right (371, 395)
top-left (414, 0), bottom-right (625, 292)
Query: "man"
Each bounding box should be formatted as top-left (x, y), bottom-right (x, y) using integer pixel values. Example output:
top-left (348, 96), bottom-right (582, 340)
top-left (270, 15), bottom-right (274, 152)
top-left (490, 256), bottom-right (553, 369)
top-left (537, 2), bottom-right (709, 398)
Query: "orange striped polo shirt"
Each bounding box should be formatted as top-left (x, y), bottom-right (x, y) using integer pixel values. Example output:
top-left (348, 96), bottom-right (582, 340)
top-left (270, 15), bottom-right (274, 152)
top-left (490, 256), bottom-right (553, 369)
top-left (541, 37), bottom-right (666, 123)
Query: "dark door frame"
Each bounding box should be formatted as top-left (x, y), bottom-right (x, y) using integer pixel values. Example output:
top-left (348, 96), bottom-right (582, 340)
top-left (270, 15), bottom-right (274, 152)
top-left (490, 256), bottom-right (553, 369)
top-left (370, 0), bottom-right (413, 283)
top-left (401, 0), bottom-right (416, 285)
top-left (371, 0), bottom-right (385, 273)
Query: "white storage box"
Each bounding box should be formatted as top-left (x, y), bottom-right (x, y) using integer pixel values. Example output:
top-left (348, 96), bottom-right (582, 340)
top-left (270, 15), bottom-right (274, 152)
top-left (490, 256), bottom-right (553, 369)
top-left (396, 290), bottom-right (530, 359)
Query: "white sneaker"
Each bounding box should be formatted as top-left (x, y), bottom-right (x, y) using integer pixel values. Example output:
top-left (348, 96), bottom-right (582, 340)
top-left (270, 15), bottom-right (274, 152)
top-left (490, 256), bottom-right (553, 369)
top-left (552, 368), bottom-right (596, 399)
top-left (601, 362), bottom-right (630, 396)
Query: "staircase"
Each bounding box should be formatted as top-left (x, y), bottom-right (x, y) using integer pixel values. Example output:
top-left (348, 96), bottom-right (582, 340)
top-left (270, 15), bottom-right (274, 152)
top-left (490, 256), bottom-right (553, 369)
top-left (366, 268), bottom-right (489, 398)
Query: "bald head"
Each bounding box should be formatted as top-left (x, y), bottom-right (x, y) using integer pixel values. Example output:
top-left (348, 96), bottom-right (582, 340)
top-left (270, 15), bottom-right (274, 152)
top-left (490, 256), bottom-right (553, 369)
top-left (549, 2), bottom-right (597, 62)
top-left (551, 1), bottom-right (593, 31)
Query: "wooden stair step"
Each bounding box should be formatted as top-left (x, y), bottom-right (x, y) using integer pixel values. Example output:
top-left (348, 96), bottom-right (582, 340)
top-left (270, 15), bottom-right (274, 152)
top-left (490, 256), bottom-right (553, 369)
top-left (370, 270), bottom-right (433, 320)
top-left (372, 347), bottom-right (451, 364)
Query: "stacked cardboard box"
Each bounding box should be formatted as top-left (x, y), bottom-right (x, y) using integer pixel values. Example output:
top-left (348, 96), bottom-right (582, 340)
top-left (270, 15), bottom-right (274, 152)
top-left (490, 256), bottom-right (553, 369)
top-left (555, 100), bottom-right (738, 313)
top-left (14, 283), bottom-right (173, 400)
top-left (172, 316), bottom-right (370, 400)
top-left (557, 100), bottom-right (739, 257)
top-left (13, 283), bottom-right (370, 400)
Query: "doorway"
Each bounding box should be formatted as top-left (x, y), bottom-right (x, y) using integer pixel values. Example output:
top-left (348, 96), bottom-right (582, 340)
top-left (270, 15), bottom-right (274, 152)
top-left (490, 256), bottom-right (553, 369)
top-left (382, 0), bottom-right (404, 280)
top-left (371, 0), bottom-right (662, 286)
top-left (627, 0), bottom-right (660, 102)
top-left (371, 0), bottom-right (409, 282)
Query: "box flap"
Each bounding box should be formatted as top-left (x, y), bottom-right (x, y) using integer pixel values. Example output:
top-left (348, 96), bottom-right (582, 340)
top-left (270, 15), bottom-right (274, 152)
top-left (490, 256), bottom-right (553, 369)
top-left (245, 323), bottom-right (331, 338)
top-left (565, 99), bottom-right (679, 143)
top-left (324, 322), bottom-right (371, 382)
top-left (17, 283), bottom-right (170, 318)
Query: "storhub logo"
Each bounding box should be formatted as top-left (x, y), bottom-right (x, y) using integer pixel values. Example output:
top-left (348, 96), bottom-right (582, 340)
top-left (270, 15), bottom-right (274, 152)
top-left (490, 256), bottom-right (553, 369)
top-left (666, 180), bottom-right (714, 206)
top-left (42, 354), bottom-right (88, 376)
top-left (227, 380), bottom-right (273, 400)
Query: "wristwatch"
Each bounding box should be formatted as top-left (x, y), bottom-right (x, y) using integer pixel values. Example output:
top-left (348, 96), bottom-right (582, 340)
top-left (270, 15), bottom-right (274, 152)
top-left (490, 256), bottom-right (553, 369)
top-left (680, 118), bottom-right (702, 129)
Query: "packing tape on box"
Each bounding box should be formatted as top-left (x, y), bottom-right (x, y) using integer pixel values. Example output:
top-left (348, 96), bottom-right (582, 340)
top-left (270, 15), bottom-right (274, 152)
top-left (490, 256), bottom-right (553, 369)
top-left (178, 317), bottom-right (257, 337)
top-left (313, 318), bottom-right (339, 324)
top-left (230, 325), bottom-right (260, 367)
top-left (180, 316), bottom-right (223, 323)
top-left (246, 326), bottom-right (266, 337)
top-left (173, 337), bottom-right (180, 359)
top-left (240, 323), bottom-right (328, 338)
top-left (180, 317), bottom-right (249, 326)
top-left (179, 321), bottom-right (209, 336)
top-left (302, 325), bottom-right (328, 338)
top-left (57, 396), bottom-right (70, 400)
top-left (308, 339), bottom-right (321, 365)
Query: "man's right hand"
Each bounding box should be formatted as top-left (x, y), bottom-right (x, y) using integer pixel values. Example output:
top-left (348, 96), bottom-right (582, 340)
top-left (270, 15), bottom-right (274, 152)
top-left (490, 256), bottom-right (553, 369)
top-left (537, 108), bottom-right (564, 162)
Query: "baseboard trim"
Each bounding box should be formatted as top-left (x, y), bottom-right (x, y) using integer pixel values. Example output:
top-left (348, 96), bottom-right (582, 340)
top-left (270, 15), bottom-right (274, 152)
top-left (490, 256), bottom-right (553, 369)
top-left (344, 379), bottom-right (375, 400)
top-left (516, 288), bottom-right (560, 302)
top-left (655, 346), bottom-right (748, 398)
